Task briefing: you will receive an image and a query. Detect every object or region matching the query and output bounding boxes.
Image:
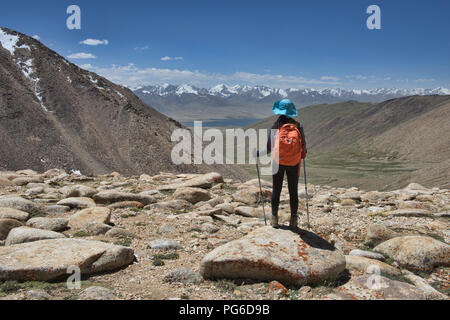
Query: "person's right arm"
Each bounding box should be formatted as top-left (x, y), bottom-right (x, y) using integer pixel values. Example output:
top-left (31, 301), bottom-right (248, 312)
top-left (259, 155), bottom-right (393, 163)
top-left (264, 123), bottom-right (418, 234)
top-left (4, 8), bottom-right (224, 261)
top-left (298, 123), bottom-right (307, 159)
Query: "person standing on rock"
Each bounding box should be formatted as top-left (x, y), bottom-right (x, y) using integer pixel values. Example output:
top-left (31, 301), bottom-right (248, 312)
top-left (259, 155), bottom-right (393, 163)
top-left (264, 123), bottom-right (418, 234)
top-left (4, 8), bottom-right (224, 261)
top-left (253, 99), bottom-right (307, 229)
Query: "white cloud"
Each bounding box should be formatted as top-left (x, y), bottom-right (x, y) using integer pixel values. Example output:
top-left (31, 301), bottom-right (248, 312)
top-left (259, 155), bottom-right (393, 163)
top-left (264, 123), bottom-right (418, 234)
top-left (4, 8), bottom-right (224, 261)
top-left (32, 35), bottom-right (40, 40)
top-left (68, 52), bottom-right (97, 59)
top-left (77, 63), bottom-right (342, 88)
top-left (80, 39), bottom-right (109, 46)
top-left (161, 56), bottom-right (184, 61)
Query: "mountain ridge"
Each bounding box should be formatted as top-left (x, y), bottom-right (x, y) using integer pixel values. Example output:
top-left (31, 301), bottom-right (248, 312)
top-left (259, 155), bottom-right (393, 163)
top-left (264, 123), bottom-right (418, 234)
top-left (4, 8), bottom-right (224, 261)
top-left (245, 95), bottom-right (450, 190)
top-left (0, 27), bottom-right (249, 180)
top-left (133, 83), bottom-right (450, 122)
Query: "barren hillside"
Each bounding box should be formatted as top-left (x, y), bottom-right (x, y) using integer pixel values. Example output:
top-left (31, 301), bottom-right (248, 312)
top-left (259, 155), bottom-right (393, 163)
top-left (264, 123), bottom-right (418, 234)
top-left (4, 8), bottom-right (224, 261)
top-left (0, 28), bottom-right (249, 181)
top-left (247, 96), bottom-right (450, 189)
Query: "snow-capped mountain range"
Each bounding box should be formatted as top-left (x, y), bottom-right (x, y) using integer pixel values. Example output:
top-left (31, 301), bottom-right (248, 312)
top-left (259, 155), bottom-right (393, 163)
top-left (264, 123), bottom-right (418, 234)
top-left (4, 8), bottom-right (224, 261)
top-left (133, 83), bottom-right (449, 100)
top-left (132, 84), bottom-right (450, 121)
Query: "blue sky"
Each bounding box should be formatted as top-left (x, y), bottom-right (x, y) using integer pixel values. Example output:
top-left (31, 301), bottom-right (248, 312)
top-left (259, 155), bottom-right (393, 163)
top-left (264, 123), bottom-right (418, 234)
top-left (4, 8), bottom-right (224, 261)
top-left (1, 0), bottom-right (449, 89)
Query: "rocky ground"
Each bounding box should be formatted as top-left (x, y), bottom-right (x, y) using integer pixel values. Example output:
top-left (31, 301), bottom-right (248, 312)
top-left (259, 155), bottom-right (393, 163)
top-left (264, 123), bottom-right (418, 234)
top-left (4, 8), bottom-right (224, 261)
top-left (0, 169), bottom-right (448, 300)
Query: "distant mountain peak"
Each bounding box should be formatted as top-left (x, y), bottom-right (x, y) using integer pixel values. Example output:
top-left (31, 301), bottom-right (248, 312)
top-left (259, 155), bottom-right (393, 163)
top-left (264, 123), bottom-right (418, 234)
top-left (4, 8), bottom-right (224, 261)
top-left (133, 83), bottom-right (450, 100)
top-left (133, 83), bottom-right (450, 122)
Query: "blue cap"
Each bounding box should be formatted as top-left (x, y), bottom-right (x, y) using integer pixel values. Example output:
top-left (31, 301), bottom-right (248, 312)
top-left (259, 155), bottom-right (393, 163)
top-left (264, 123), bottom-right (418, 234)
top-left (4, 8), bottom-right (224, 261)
top-left (272, 99), bottom-right (298, 118)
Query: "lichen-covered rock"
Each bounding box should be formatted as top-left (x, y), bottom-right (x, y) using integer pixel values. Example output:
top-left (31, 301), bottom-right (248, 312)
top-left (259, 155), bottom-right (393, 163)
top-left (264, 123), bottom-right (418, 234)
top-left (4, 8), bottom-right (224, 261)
top-left (0, 238), bottom-right (135, 281)
top-left (374, 236), bottom-right (450, 272)
top-left (200, 227), bottom-right (346, 286)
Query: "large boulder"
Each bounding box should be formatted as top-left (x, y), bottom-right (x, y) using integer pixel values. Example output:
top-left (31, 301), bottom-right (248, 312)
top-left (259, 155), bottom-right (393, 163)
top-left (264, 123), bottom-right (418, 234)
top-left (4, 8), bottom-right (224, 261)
top-left (0, 197), bottom-right (42, 215)
top-left (5, 227), bottom-right (66, 245)
top-left (45, 205), bottom-right (70, 214)
top-left (0, 219), bottom-right (23, 240)
top-left (365, 224), bottom-right (399, 247)
top-left (159, 172), bottom-right (224, 190)
top-left (68, 207), bottom-right (111, 229)
top-left (374, 236), bottom-right (450, 272)
top-left (232, 187), bottom-right (271, 206)
top-left (60, 185), bottom-right (97, 198)
top-left (26, 217), bottom-right (69, 232)
top-left (173, 187), bottom-right (211, 204)
top-left (344, 255), bottom-right (401, 276)
top-left (0, 238), bottom-right (135, 281)
top-left (0, 177), bottom-right (14, 187)
top-left (93, 191), bottom-right (154, 205)
top-left (349, 249), bottom-right (385, 261)
top-left (0, 207), bottom-right (30, 222)
top-left (107, 201), bottom-right (144, 209)
top-left (401, 270), bottom-right (449, 300)
top-left (12, 176), bottom-right (44, 186)
top-left (338, 274), bottom-right (427, 300)
top-left (234, 206), bottom-right (265, 218)
top-left (200, 227), bottom-right (346, 286)
top-left (56, 197), bottom-right (96, 209)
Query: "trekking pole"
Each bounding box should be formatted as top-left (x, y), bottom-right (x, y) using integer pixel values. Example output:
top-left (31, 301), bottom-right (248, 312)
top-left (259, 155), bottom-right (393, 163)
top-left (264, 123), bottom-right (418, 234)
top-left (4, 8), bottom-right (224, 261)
top-left (255, 159), bottom-right (267, 226)
top-left (303, 159), bottom-right (310, 228)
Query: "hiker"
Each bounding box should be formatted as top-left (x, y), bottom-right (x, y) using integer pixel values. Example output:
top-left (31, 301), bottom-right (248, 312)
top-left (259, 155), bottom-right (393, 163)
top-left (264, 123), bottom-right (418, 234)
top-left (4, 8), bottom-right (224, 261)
top-left (253, 99), bottom-right (307, 229)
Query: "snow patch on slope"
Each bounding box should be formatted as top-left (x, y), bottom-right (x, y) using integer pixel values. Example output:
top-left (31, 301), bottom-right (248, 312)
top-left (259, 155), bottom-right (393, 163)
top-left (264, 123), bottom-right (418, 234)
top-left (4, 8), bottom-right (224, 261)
top-left (0, 28), bottom-right (30, 55)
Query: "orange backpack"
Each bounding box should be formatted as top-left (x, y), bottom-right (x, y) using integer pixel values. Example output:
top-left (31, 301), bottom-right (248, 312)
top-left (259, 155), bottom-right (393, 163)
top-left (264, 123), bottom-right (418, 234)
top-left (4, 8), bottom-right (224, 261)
top-left (274, 123), bottom-right (304, 166)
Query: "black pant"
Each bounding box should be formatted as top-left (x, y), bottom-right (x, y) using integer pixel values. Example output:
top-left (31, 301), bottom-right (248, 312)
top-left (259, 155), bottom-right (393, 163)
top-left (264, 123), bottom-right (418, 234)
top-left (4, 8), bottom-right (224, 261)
top-left (272, 163), bottom-right (300, 217)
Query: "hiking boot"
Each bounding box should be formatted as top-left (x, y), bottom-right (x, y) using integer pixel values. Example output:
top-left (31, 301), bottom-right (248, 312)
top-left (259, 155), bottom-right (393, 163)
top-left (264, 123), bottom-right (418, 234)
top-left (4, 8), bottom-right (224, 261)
top-left (271, 215), bottom-right (279, 228)
top-left (289, 215), bottom-right (298, 230)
